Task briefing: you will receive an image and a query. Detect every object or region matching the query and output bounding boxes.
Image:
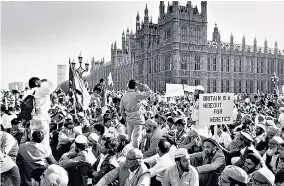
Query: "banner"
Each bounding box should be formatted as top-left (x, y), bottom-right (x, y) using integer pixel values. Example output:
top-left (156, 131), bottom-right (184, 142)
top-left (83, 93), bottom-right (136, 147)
top-left (183, 84), bottom-right (196, 93)
top-left (165, 84), bottom-right (184, 97)
top-left (282, 85), bottom-right (284, 94)
top-left (199, 93), bottom-right (234, 126)
top-left (69, 64), bottom-right (91, 110)
top-left (108, 72), bottom-right (113, 86)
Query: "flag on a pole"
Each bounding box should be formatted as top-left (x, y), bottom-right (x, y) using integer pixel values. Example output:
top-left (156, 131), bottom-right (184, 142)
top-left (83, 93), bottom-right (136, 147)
top-left (69, 63), bottom-right (91, 110)
top-left (107, 72), bottom-right (113, 86)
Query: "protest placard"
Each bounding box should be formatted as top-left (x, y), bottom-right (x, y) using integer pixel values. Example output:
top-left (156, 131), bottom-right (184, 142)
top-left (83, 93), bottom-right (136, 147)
top-left (183, 84), bottom-right (196, 93)
top-left (165, 84), bottom-right (184, 97)
top-left (199, 93), bottom-right (234, 126)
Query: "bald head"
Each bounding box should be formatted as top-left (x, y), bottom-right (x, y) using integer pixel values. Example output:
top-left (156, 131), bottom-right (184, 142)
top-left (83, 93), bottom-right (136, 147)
top-left (126, 148), bottom-right (143, 160)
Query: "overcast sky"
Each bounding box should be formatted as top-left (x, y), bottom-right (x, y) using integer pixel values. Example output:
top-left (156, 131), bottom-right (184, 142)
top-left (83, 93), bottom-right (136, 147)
top-left (1, 1), bottom-right (284, 89)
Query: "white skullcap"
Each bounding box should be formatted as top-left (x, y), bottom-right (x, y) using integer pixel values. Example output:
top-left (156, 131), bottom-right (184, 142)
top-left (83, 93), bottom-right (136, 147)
top-left (253, 167), bottom-right (275, 185)
top-left (270, 136), bottom-right (284, 145)
top-left (88, 133), bottom-right (99, 143)
top-left (174, 148), bottom-right (189, 159)
top-left (75, 135), bottom-right (88, 144)
top-left (223, 165), bottom-right (248, 184)
top-left (77, 112), bottom-right (84, 118)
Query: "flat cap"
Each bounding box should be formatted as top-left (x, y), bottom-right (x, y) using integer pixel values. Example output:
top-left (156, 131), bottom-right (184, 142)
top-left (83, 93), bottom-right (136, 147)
top-left (203, 138), bottom-right (218, 146)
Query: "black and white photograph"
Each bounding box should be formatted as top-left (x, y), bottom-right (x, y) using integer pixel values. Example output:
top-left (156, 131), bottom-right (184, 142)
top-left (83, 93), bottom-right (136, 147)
top-left (1, 1), bottom-right (284, 186)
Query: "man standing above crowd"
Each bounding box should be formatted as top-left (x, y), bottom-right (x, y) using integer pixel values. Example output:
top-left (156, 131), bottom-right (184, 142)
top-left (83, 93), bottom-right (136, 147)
top-left (120, 79), bottom-right (152, 148)
top-left (24, 77), bottom-right (56, 155)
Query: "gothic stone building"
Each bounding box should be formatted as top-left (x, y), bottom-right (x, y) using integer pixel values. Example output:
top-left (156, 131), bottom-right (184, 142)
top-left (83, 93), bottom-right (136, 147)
top-left (89, 1), bottom-right (284, 93)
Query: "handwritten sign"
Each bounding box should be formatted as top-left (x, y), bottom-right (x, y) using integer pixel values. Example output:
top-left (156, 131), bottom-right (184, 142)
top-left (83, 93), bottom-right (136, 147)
top-left (165, 84), bottom-right (184, 97)
top-left (183, 85), bottom-right (196, 93)
top-left (199, 93), bottom-right (234, 126)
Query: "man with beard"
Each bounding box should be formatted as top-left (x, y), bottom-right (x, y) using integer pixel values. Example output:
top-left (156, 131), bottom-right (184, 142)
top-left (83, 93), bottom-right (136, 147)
top-left (162, 148), bottom-right (199, 186)
top-left (59, 135), bottom-right (96, 186)
top-left (222, 131), bottom-right (264, 168)
top-left (94, 148), bottom-right (150, 186)
top-left (243, 153), bottom-right (261, 184)
top-left (263, 136), bottom-right (284, 173)
top-left (254, 123), bottom-right (266, 145)
top-left (190, 138), bottom-right (226, 186)
top-left (141, 119), bottom-right (162, 158)
top-left (117, 134), bottom-right (133, 163)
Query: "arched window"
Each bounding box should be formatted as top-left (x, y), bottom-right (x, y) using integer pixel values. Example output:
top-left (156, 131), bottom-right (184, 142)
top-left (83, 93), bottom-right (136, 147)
top-left (194, 26), bottom-right (201, 44)
top-left (166, 28), bottom-right (172, 40)
top-left (181, 26), bottom-right (187, 43)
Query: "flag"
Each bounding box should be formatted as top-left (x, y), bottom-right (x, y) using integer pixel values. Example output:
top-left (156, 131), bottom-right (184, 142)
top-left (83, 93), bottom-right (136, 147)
top-left (69, 64), bottom-right (91, 110)
top-left (107, 72), bottom-right (113, 86)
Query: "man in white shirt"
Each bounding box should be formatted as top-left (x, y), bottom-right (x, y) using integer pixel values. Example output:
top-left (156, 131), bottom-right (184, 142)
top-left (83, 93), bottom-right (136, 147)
top-left (143, 138), bottom-right (175, 186)
top-left (25, 77), bottom-right (56, 155)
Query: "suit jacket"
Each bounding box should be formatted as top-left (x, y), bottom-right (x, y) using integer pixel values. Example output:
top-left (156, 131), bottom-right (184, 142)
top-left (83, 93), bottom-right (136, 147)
top-left (96, 162), bottom-right (150, 186)
top-left (143, 128), bottom-right (162, 158)
top-left (89, 154), bottom-right (119, 184)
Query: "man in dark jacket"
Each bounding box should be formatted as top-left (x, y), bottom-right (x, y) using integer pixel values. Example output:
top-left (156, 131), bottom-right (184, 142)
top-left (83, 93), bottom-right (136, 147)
top-left (87, 136), bottom-right (119, 185)
top-left (190, 138), bottom-right (226, 186)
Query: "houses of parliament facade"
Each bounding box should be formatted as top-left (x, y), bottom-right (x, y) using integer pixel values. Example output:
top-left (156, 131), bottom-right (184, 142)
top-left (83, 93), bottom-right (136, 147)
top-left (88, 1), bottom-right (284, 93)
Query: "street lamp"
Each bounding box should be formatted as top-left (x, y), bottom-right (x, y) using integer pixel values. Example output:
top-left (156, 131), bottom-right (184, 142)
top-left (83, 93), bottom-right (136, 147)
top-left (71, 52), bottom-right (89, 78)
top-left (271, 72), bottom-right (279, 94)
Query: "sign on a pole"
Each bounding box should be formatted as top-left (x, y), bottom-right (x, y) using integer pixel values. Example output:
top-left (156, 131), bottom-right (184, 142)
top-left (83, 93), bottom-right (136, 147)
top-left (199, 93), bottom-right (234, 126)
top-left (165, 84), bottom-right (184, 97)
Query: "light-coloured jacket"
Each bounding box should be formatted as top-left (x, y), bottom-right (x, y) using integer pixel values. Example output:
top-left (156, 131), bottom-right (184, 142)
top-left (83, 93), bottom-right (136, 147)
top-left (162, 164), bottom-right (199, 186)
top-left (95, 162), bottom-right (150, 186)
top-left (120, 85), bottom-right (152, 125)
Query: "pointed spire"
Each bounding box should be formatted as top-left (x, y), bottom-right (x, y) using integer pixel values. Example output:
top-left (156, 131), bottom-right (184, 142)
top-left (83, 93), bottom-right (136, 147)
top-left (264, 37), bottom-right (267, 46)
top-left (127, 27), bottom-right (129, 33)
top-left (69, 57), bottom-right (71, 63)
top-left (230, 33), bottom-right (234, 44)
top-left (145, 4), bottom-right (148, 15)
top-left (136, 11), bottom-right (140, 21)
top-left (150, 16), bottom-right (152, 23)
top-left (79, 51), bottom-right (82, 57)
top-left (275, 41), bottom-right (278, 48)
top-left (73, 58), bottom-right (75, 63)
top-left (122, 30), bottom-right (125, 35)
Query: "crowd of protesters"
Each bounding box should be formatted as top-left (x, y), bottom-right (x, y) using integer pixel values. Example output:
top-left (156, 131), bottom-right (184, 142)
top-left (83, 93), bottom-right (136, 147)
top-left (1, 76), bottom-right (284, 186)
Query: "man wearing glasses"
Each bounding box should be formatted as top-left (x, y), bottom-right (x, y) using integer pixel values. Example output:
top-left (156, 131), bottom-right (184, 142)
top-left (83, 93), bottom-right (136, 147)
top-left (94, 148), bottom-right (150, 186)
